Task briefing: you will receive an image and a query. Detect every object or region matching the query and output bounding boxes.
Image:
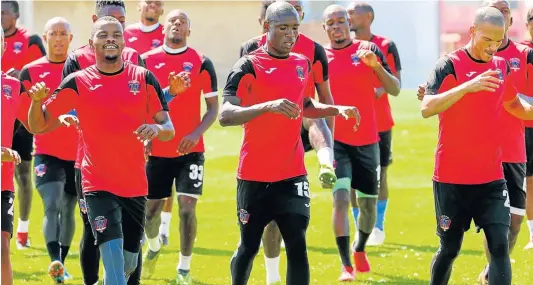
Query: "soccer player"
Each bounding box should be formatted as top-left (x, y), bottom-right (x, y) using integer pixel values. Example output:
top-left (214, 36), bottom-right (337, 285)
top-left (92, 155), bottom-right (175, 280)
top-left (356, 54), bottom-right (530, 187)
top-left (322, 4), bottom-right (400, 279)
top-left (221, 2), bottom-right (360, 285)
top-left (19, 17), bottom-right (78, 282)
top-left (141, 9), bottom-right (217, 284)
top-left (421, 7), bottom-right (533, 285)
top-left (1, 0), bottom-right (47, 249)
top-left (124, 0), bottom-right (165, 54)
top-left (346, 1), bottom-right (402, 247)
top-left (240, 2), bottom-right (336, 283)
top-left (27, 16), bottom-right (174, 285)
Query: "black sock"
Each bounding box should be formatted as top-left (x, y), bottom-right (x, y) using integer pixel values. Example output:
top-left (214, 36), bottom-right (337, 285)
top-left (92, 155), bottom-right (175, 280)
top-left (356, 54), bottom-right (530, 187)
top-left (46, 241), bottom-right (61, 262)
top-left (355, 230), bottom-right (370, 252)
top-left (60, 245), bottom-right (70, 263)
top-left (335, 236), bottom-right (352, 267)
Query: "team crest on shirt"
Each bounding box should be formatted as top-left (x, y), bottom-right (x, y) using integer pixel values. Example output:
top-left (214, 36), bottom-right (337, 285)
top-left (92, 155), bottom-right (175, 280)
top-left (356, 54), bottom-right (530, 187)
top-left (439, 215), bottom-right (451, 232)
top-left (128, 80), bottom-right (141, 95)
top-left (34, 164), bottom-right (47, 177)
top-left (495, 68), bottom-right (503, 80)
top-left (13, 42), bottom-right (23, 54)
top-left (296, 65), bottom-right (305, 81)
top-left (239, 209), bottom-right (250, 225)
top-left (183, 62), bottom-right (193, 72)
top-left (509, 58), bottom-right (521, 71)
top-left (2, 85), bottom-right (12, 99)
top-left (151, 39), bottom-right (162, 48)
top-left (350, 53), bottom-right (361, 66)
top-left (94, 216), bottom-right (108, 233)
top-left (79, 199), bottom-right (87, 214)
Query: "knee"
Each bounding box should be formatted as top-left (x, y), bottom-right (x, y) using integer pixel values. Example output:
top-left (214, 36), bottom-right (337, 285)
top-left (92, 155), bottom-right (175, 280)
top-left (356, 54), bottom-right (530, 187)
top-left (44, 201), bottom-right (61, 216)
top-left (358, 198), bottom-right (377, 214)
top-left (487, 232), bottom-right (509, 258)
top-left (333, 191), bottom-right (350, 211)
top-left (1, 235), bottom-right (9, 258)
top-left (438, 238), bottom-right (462, 261)
top-left (145, 204), bottom-right (163, 222)
top-left (178, 206), bottom-right (196, 220)
top-left (509, 222), bottom-right (521, 238)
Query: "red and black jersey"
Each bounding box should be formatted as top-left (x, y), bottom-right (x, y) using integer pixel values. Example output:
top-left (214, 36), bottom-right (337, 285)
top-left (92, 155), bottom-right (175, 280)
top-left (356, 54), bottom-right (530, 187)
top-left (1, 28), bottom-right (46, 73)
top-left (370, 34), bottom-right (401, 132)
top-left (19, 57), bottom-right (78, 162)
top-left (425, 48), bottom-right (516, 184)
top-left (142, 46), bottom-right (217, 157)
top-left (325, 40), bottom-right (391, 146)
top-left (495, 40), bottom-right (533, 162)
top-left (223, 47), bottom-right (311, 182)
top-left (1, 73), bottom-right (31, 192)
top-left (240, 33), bottom-right (328, 96)
top-left (62, 44), bottom-right (144, 168)
top-left (44, 63), bottom-right (168, 197)
top-left (520, 40), bottom-right (533, 49)
top-left (124, 22), bottom-right (164, 54)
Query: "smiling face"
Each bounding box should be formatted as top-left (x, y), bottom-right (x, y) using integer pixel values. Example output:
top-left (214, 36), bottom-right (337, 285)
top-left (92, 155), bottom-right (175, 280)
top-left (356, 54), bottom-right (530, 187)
top-left (90, 20), bottom-right (125, 63)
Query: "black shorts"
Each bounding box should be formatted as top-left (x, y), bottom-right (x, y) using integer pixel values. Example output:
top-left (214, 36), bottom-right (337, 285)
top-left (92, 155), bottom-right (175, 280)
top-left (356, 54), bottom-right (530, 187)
top-left (1, 191), bottom-right (15, 237)
top-left (84, 191), bottom-right (146, 253)
top-left (525, 127), bottom-right (533, 176)
top-left (333, 141), bottom-right (379, 195)
top-left (146, 153), bottom-right (205, 200)
top-left (503, 162), bottom-right (526, 216)
top-left (300, 126), bottom-right (313, 153)
top-left (33, 154), bottom-right (76, 196)
top-left (12, 121), bottom-right (33, 161)
top-left (433, 180), bottom-right (510, 237)
top-left (378, 130), bottom-right (393, 167)
top-left (236, 175), bottom-right (311, 227)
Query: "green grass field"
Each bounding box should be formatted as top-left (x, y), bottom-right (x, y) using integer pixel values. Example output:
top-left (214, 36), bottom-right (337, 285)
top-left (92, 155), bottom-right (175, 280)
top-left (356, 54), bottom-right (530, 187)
top-left (11, 91), bottom-right (533, 284)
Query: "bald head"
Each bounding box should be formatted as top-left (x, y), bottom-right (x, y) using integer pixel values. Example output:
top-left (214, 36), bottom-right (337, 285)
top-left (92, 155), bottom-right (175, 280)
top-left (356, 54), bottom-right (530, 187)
top-left (265, 1), bottom-right (299, 24)
top-left (323, 4), bottom-right (347, 21)
top-left (347, 2), bottom-right (374, 22)
top-left (473, 6), bottom-right (506, 28)
top-left (481, 0), bottom-right (510, 8)
top-left (166, 9), bottom-right (190, 27)
top-left (44, 17), bottom-right (71, 33)
top-left (91, 16), bottom-right (122, 38)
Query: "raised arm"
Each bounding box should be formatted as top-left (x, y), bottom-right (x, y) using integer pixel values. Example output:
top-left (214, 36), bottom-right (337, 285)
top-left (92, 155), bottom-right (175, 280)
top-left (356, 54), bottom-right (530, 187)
top-left (362, 43), bottom-right (400, 96)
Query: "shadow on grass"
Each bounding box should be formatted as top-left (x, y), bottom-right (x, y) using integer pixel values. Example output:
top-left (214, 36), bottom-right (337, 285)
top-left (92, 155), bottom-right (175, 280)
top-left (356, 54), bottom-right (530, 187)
top-left (192, 247), bottom-right (234, 257)
top-left (384, 243), bottom-right (483, 256)
top-left (306, 245), bottom-right (389, 257)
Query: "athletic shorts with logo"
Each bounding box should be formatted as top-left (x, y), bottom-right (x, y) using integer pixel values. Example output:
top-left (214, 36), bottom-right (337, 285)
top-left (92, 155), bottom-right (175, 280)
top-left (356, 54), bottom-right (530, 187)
top-left (433, 179), bottom-right (510, 237)
top-left (503, 162), bottom-right (526, 216)
top-left (379, 130), bottom-right (393, 167)
top-left (146, 152), bottom-right (205, 199)
top-left (33, 154), bottom-right (76, 196)
top-left (334, 141), bottom-right (380, 195)
top-left (1, 191), bottom-right (15, 237)
top-left (525, 127), bottom-right (533, 176)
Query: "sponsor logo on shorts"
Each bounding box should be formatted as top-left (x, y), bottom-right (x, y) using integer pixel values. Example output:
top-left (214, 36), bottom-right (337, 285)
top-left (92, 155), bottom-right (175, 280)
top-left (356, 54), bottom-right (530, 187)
top-left (35, 164), bottom-right (47, 177)
top-left (94, 216), bottom-right (108, 233)
top-left (238, 209), bottom-right (249, 225)
top-left (79, 199), bottom-right (87, 214)
top-left (439, 215), bottom-right (451, 232)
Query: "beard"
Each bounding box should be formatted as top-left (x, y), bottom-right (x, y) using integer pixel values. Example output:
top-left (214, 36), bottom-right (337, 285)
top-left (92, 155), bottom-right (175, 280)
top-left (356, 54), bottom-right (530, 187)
top-left (104, 54), bottom-right (119, 62)
top-left (350, 27), bottom-right (357, 32)
top-left (169, 37), bottom-right (183, 44)
top-left (335, 38), bottom-right (347, 44)
top-left (144, 16), bottom-right (156, 23)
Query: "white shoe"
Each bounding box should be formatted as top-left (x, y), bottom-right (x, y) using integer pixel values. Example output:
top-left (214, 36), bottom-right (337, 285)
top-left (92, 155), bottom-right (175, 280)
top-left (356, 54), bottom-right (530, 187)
top-left (366, 228), bottom-right (385, 246)
top-left (524, 239), bottom-right (533, 250)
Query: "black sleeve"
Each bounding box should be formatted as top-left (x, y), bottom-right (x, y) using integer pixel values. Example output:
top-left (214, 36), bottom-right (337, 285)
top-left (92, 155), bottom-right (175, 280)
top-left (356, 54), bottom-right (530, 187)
top-left (527, 48), bottom-right (533, 67)
top-left (19, 81), bottom-right (27, 94)
top-left (425, 56), bottom-right (456, 95)
top-left (54, 73), bottom-right (79, 95)
top-left (506, 60), bottom-right (512, 75)
top-left (200, 56), bottom-right (218, 92)
top-left (239, 39), bottom-right (260, 57)
top-left (18, 66), bottom-right (32, 83)
top-left (28, 35), bottom-right (46, 57)
top-left (387, 41), bottom-right (402, 71)
top-left (145, 70), bottom-right (169, 112)
top-left (313, 42), bottom-right (329, 81)
top-left (137, 55), bottom-right (145, 68)
top-left (369, 42), bottom-right (392, 74)
top-left (223, 56), bottom-right (256, 97)
top-left (62, 52), bottom-right (81, 80)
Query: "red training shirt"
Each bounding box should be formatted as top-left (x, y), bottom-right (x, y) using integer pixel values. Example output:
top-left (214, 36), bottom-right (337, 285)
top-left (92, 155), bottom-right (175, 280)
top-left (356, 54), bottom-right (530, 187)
top-left (325, 40), bottom-right (392, 146)
top-left (142, 46), bottom-right (217, 157)
top-left (1, 28), bottom-right (46, 73)
top-left (425, 48), bottom-right (517, 184)
top-left (45, 63), bottom-right (168, 197)
top-left (223, 47), bottom-right (311, 182)
top-left (124, 22), bottom-right (164, 54)
top-left (1, 73), bottom-right (31, 192)
top-left (19, 57), bottom-right (78, 161)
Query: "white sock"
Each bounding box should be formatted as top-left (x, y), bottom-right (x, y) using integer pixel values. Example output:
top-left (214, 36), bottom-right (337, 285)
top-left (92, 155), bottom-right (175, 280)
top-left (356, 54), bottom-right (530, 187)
top-left (17, 219), bottom-right (29, 233)
top-left (317, 147), bottom-right (334, 168)
top-left (528, 220), bottom-right (533, 239)
top-left (147, 236), bottom-right (161, 252)
top-left (264, 255), bottom-right (281, 284)
top-left (177, 253), bottom-right (192, 271)
top-left (160, 212), bottom-right (172, 236)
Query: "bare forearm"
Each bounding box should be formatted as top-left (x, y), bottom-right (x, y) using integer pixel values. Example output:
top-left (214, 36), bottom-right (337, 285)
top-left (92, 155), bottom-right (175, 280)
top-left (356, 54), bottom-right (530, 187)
top-left (156, 120), bottom-right (175, 142)
top-left (505, 96), bottom-right (533, 120)
top-left (303, 101), bottom-right (339, 119)
top-left (193, 105), bottom-right (219, 136)
top-left (421, 86), bottom-right (467, 118)
top-left (28, 100), bottom-right (49, 133)
top-left (315, 83), bottom-right (335, 134)
top-left (219, 101), bottom-right (268, 126)
top-left (374, 65), bottom-right (400, 96)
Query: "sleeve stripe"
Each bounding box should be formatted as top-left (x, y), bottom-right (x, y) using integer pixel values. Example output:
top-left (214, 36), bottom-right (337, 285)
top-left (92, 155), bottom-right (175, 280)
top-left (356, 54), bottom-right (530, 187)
top-left (203, 91), bottom-right (218, 98)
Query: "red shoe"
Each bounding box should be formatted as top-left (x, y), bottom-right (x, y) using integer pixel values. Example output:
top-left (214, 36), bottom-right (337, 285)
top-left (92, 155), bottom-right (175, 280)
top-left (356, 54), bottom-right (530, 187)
top-left (16, 232), bottom-right (30, 249)
top-left (338, 266), bottom-right (355, 282)
top-left (353, 251), bottom-right (371, 273)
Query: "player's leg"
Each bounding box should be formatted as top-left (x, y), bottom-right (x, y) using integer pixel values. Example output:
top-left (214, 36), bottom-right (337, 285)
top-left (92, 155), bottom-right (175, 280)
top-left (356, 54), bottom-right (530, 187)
top-left (121, 196), bottom-right (146, 284)
top-left (58, 161), bottom-right (78, 279)
top-left (13, 126), bottom-right (34, 249)
top-left (303, 118), bottom-right (336, 188)
top-left (85, 191), bottom-right (127, 285)
top-left (175, 153), bottom-right (205, 284)
top-left (142, 156), bottom-right (174, 278)
top-left (262, 221), bottom-right (282, 285)
top-left (1, 191), bottom-right (15, 285)
top-left (231, 180), bottom-right (272, 285)
top-left (331, 141), bottom-right (355, 280)
top-left (429, 182), bottom-right (468, 285)
top-left (524, 127), bottom-right (533, 249)
top-left (352, 143), bottom-right (380, 273)
top-left (368, 130), bottom-right (393, 246)
top-left (159, 191), bottom-right (174, 246)
top-left (76, 168), bottom-right (100, 285)
top-left (127, 250), bottom-right (142, 285)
